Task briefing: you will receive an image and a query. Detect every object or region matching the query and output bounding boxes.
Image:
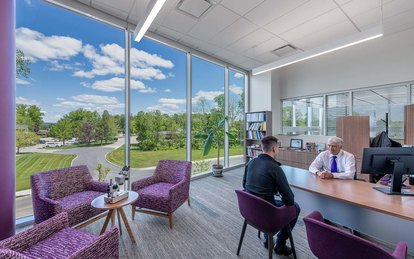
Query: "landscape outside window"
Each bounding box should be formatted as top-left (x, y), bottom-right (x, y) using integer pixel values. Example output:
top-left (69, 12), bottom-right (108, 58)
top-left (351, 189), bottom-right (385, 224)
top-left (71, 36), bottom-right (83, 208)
top-left (16, 0), bottom-right (246, 219)
top-left (353, 86), bottom-right (407, 139)
top-left (326, 93), bottom-right (349, 136)
top-left (282, 97), bottom-right (323, 135)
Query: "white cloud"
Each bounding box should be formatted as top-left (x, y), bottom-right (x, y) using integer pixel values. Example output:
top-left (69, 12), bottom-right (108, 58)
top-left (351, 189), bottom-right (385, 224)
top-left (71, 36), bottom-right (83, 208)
top-left (71, 94), bottom-right (119, 104)
top-left (192, 90), bottom-right (222, 104)
top-left (130, 48), bottom-right (173, 69)
top-left (73, 44), bottom-right (173, 80)
top-left (49, 60), bottom-right (82, 71)
top-left (56, 97), bottom-right (65, 101)
top-left (146, 103), bottom-right (181, 114)
top-left (234, 72), bottom-right (244, 78)
top-left (168, 72), bottom-right (175, 77)
top-left (164, 89), bottom-right (171, 93)
top-left (86, 77), bottom-right (156, 93)
top-left (16, 78), bottom-right (31, 85)
top-left (230, 85), bottom-right (243, 95)
top-left (16, 96), bottom-right (39, 106)
top-left (24, 0), bottom-right (32, 6)
top-left (16, 27), bottom-right (82, 62)
top-left (159, 98), bottom-right (186, 105)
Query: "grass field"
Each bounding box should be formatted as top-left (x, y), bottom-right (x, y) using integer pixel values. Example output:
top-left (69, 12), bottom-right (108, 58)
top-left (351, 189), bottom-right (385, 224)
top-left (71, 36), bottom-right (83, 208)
top-left (16, 153), bottom-right (76, 192)
top-left (106, 145), bottom-right (244, 168)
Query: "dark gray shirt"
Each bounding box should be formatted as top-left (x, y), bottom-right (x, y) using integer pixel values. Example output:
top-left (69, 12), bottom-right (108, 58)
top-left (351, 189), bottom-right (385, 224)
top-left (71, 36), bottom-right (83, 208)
top-left (243, 154), bottom-right (294, 205)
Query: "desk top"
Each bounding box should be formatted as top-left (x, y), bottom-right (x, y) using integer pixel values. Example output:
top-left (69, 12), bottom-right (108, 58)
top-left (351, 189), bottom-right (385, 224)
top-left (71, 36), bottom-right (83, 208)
top-left (281, 166), bottom-right (414, 221)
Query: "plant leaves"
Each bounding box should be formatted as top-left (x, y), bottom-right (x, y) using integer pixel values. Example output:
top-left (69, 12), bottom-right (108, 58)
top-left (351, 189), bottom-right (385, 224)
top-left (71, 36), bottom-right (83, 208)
top-left (194, 134), bottom-right (208, 139)
top-left (203, 132), bottom-right (213, 156)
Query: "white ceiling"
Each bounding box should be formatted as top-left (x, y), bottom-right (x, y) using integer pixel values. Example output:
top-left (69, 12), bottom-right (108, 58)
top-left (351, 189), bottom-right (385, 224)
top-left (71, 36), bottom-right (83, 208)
top-left (47, 0), bottom-right (414, 72)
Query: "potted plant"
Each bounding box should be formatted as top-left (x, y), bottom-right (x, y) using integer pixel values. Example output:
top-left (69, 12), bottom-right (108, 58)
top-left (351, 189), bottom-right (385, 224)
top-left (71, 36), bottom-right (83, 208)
top-left (195, 117), bottom-right (236, 177)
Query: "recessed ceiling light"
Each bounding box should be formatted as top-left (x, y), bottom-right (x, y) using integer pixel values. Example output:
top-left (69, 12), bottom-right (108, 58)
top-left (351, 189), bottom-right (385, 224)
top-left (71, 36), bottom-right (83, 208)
top-left (176, 0), bottom-right (213, 19)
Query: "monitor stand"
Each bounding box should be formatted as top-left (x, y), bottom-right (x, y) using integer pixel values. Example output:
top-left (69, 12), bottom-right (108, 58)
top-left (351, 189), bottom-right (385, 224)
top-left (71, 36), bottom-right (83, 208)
top-left (372, 161), bottom-right (414, 196)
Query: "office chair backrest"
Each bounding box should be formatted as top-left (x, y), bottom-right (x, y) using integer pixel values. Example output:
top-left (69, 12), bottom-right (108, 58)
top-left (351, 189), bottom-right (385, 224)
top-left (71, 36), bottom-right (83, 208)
top-left (235, 189), bottom-right (296, 233)
top-left (303, 211), bottom-right (407, 259)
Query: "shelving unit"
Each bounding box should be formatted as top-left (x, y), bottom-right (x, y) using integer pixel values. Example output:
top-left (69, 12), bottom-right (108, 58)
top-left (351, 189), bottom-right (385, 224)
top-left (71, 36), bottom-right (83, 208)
top-left (245, 111), bottom-right (272, 163)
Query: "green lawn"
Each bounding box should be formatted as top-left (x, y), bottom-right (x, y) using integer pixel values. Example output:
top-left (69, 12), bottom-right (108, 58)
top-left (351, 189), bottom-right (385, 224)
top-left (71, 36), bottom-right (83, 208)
top-left (16, 153), bottom-right (76, 192)
top-left (106, 145), bottom-right (244, 168)
top-left (47, 140), bottom-right (116, 150)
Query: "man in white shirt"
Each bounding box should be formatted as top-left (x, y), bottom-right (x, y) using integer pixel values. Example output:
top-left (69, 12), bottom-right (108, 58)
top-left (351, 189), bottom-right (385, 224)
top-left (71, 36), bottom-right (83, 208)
top-left (309, 136), bottom-right (356, 179)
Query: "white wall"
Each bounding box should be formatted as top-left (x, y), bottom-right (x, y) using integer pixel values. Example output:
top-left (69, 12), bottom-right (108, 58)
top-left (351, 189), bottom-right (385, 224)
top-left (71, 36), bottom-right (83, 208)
top-left (249, 27), bottom-right (414, 139)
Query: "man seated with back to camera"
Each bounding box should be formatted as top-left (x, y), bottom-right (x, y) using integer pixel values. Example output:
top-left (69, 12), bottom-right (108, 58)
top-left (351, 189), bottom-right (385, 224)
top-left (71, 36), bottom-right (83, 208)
top-left (243, 136), bottom-right (300, 256)
top-left (309, 136), bottom-right (356, 179)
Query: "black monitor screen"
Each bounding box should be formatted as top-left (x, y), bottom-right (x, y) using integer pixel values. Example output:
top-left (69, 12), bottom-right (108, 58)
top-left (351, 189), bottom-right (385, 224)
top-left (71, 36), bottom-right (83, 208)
top-left (290, 139), bottom-right (303, 149)
top-left (361, 147), bottom-right (414, 196)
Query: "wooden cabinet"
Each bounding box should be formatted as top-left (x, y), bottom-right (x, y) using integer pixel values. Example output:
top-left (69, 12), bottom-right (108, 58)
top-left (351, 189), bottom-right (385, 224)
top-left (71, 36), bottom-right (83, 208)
top-left (404, 104), bottom-right (414, 145)
top-left (245, 111), bottom-right (272, 163)
top-left (277, 149), bottom-right (318, 170)
top-left (336, 116), bottom-right (370, 180)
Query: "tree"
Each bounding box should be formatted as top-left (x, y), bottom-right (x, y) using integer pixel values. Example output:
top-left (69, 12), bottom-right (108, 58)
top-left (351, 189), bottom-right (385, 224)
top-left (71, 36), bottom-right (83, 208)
top-left (78, 118), bottom-right (96, 144)
top-left (96, 110), bottom-right (117, 144)
top-left (16, 49), bottom-right (30, 78)
top-left (16, 104), bottom-right (43, 132)
top-left (50, 118), bottom-right (73, 144)
top-left (16, 129), bottom-right (39, 154)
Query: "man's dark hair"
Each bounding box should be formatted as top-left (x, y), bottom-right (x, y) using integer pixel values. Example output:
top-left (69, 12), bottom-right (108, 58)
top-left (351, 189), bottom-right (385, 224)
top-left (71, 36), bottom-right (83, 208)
top-left (261, 136), bottom-right (278, 152)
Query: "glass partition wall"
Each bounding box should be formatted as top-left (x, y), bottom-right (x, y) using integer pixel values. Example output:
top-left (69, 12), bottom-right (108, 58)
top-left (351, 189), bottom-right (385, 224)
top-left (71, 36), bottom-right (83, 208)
top-left (16, 0), bottom-right (247, 222)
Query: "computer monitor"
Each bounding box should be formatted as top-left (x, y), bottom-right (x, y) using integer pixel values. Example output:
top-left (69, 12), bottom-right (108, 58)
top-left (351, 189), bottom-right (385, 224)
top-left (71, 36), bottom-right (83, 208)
top-left (290, 139), bottom-right (303, 150)
top-left (361, 147), bottom-right (414, 196)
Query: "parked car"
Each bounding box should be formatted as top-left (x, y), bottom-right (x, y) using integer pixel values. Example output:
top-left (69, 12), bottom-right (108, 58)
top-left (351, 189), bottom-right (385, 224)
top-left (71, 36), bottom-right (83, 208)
top-left (45, 142), bottom-right (63, 148)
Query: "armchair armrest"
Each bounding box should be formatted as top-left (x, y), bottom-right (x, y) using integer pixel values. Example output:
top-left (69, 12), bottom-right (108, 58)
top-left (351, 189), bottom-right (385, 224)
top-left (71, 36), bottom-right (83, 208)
top-left (69, 227), bottom-right (119, 259)
top-left (90, 181), bottom-right (109, 192)
top-left (169, 179), bottom-right (190, 210)
top-left (131, 176), bottom-right (158, 191)
top-left (392, 241), bottom-right (407, 259)
top-left (0, 212), bottom-right (69, 252)
top-left (31, 195), bottom-right (62, 224)
top-left (0, 248), bottom-right (29, 259)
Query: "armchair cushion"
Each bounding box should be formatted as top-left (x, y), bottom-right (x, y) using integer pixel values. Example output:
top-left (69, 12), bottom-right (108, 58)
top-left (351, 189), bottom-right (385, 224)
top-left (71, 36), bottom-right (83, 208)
top-left (135, 182), bottom-right (174, 212)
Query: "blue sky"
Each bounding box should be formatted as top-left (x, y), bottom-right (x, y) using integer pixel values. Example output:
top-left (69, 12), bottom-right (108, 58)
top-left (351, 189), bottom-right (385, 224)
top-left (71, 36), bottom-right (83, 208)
top-left (16, 0), bottom-right (244, 123)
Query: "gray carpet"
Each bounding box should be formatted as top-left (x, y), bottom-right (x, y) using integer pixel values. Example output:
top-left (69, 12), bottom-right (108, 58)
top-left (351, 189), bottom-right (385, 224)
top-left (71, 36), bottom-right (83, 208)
top-left (17, 166), bottom-right (414, 258)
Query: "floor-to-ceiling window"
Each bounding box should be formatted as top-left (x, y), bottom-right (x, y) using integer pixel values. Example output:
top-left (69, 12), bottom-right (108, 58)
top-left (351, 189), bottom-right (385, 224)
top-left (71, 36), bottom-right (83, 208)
top-left (353, 85), bottom-right (406, 139)
top-left (228, 70), bottom-right (245, 166)
top-left (16, 0), bottom-right (124, 219)
top-left (326, 93), bottom-right (349, 136)
top-left (282, 97), bottom-right (323, 135)
top-left (191, 57), bottom-right (225, 174)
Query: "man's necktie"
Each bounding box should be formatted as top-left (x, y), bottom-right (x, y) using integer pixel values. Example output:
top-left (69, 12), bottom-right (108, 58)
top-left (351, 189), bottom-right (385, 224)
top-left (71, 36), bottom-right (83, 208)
top-left (331, 156), bottom-right (338, 173)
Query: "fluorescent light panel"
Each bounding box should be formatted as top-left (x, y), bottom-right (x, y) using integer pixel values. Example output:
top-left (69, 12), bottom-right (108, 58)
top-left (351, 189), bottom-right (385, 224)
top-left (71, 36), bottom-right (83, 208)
top-left (134, 0), bottom-right (167, 42)
top-left (252, 26), bottom-right (383, 75)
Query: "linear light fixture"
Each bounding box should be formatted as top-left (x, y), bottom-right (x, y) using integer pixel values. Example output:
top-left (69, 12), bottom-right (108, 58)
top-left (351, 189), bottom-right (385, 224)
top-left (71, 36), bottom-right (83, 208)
top-left (134, 0), bottom-right (167, 42)
top-left (252, 26), bottom-right (383, 75)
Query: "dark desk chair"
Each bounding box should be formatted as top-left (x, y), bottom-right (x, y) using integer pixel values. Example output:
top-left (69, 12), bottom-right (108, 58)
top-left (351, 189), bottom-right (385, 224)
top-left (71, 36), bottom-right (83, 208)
top-left (303, 210), bottom-right (407, 259)
top-left (235, 189), bottom-right (297, 259)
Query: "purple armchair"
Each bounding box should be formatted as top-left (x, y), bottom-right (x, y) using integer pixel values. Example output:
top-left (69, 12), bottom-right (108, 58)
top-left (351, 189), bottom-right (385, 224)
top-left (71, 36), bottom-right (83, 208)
top-left (235, 189), bottom-right (297, 259)
top-left (303, 211), bottom-right (407, 259)
top-left (31, 165), bottom-right (108, 226)
top-left (131, 160), bottom-right (191, 229)
top-left (0, 212), bottom-right (118, 259)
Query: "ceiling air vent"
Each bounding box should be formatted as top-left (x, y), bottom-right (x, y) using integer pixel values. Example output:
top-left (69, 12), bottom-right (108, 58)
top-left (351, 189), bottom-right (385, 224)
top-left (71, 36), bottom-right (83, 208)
top-left (271, 44), bottom-right (297, 57)
top-left (176, 0), bottom-right (213, 19)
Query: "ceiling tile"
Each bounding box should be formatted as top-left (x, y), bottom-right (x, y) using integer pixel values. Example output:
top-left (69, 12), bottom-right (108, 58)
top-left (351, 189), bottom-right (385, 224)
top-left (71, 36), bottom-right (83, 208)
top-left (209, 18), bottom-right (258, 47)
top-left (280, 8), bottom-right (348, 43)
top-left (245, 0), bottom-right (308, 27)
top-left (290, 20), bottom-right (357, 50)
top-left (243, 37), bottom-right (288, 58)
top-left (154, 26), bottom-right (184, 41)
top-left (239, 58), bottom-right (264, 70)
top-left (220, 0), bottom-right (265, 16)
top-left (78, 0), bottom-right (91, 6)
top-left (160, 9), bottom-right (198, 33)
top-left (226, 28), bottom-right (274, 53)
top-left (91, 0), bottom-right (133, 20)
top-left (265, 0), bottom-right (337, 35)
top-left (178, 35), bottom-right (205, 49)
top-left (341, 0), bottom-right (393, 18)
top-left (188, 4), bottom-right (239, 40)
top-left (384, 7), bottom-right (414, 34)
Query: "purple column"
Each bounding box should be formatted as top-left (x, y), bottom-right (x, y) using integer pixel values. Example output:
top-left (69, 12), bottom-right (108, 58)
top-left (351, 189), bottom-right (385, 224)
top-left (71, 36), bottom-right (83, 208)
top-left (0, 0), bottom-right (16, 240)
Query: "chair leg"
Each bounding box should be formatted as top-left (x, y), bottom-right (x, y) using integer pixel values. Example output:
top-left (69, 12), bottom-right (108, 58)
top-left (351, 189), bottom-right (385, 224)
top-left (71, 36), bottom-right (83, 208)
top-left (286, 225), bottom-right (297, 259)
top-left (258, 230), bottom-right (261, 238)
top-left (236, 220), bottom-right (247, 256)
top-left (187, 197), bottom-right (191, 207)
top-left (131, 205), bottom-right (136, 220)
top-left (268, 232), bottom-right (273, 259)
top-left (168, 213), bottom-right (173, 229)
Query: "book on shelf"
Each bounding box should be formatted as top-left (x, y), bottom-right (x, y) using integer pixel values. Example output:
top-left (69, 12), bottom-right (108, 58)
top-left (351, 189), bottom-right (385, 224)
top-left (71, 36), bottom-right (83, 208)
top-left (246, 112), bottom-right (266, 122)
top-left (246, 122), bottom-right (267, 131)
top-left (246, 130), bottom-right (264, 140)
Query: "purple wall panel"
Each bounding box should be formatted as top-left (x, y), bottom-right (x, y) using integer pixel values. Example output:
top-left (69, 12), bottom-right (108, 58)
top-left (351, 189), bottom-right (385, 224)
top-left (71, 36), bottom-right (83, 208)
top-left (0, 0), bottom-right (16, 240)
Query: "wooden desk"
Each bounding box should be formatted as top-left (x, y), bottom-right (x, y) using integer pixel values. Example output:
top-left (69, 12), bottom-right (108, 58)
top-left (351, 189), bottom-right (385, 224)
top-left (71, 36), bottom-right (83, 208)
top-left (92, 191), bottom-right (138, 243)
top-left (281, 166), bottom-right (414, 251)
